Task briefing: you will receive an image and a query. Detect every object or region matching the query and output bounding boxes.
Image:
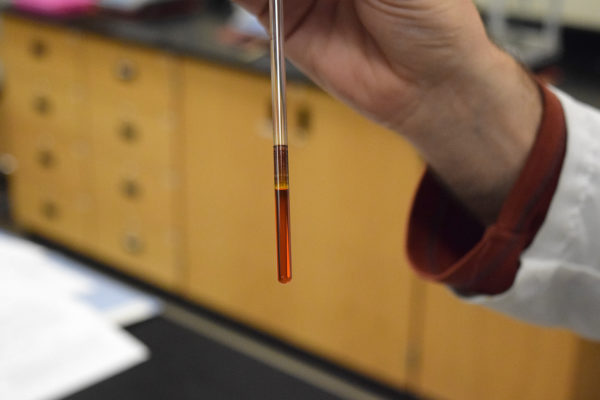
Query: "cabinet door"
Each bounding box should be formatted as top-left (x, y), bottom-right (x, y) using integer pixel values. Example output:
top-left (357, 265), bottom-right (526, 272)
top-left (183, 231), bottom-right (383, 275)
top-left (182, 60), bottom-right (424, 386)
top-left (85, 36), bottom-right (176, 116)
top-left (83, 36), bottom-right (181, 289)
top-left (91, 208), bottom-right (180, 290)
top-left (90, 103), bottom-right (175, 169)
top-left (11, 130), bottom-right (88, 190)
top-left (1, 16), bottom-right (84, 82)
top-left (89, 156), bottom-right (180, 289)
top-left (3, 76), bottom-right (86, 142)
top-left (12, 179), bottom-right (92, 248)
top-left (411, 282), bottom-right (581, 400)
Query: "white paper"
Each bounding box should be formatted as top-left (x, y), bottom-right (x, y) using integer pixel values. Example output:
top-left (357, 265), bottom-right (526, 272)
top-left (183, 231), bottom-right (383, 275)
top-left (0, 231), bottom-right (91, 296)
top-left (0, 229), bottom-right (161, 325)
top-left (0, 287), bottom-right (149, 400)
top-left (0, 230), bottom-right (151, 399)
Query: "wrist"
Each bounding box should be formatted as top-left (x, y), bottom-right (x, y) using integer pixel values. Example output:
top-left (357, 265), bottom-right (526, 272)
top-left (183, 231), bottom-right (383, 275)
top-left (403, 46), bottom-right (543, 224)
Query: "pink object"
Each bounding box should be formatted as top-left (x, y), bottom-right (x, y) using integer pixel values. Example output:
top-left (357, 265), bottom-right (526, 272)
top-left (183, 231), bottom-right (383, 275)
top-left (13, 0), bottom-right (95, 16)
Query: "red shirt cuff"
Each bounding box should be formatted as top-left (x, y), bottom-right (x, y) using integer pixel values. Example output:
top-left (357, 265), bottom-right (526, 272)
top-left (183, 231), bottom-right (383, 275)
top-left (406, 84), bottom-right (567, 295)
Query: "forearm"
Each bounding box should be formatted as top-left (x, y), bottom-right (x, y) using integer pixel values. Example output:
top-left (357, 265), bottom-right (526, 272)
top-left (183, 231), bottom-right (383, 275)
top-left (400, 48), bottom-right (543, 225)
top-left (407, 83), bottom-right (566, 295)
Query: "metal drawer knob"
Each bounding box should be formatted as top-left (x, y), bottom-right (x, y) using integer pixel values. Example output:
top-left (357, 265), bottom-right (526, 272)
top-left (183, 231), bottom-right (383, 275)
top-left (119, 122), bottom-right (138, 143)
top-left (37, 150), bottom-right (55, 169)
top-left (120, 179), bottom-right (141, 199)
top-left (30, 39), bottom-right (48, 59)
top-left (41, 201), bottom-right (59, 220)
top-left (33, 96), bottom-right (51, 115)
top-left (122, 232), bottom-right (144, 255)
top-left (115, 60), bottom-right (138, 82)
top-left (297, 106), bottom-right (312, 134)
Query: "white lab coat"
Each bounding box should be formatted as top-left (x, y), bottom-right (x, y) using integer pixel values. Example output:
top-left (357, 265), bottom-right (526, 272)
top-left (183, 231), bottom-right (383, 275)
top-left (473, 88), bottom-right (600, 340)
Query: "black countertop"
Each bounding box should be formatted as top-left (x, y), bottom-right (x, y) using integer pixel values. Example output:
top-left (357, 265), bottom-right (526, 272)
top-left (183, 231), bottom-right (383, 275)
top-left (4, 7), bottom-right (311, 83)
top-left (63, 317), bottom-right (347, 400)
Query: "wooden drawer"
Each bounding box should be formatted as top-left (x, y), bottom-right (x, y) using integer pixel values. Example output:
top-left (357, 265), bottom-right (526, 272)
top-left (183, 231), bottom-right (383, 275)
top-left (92, 159), bottom-right (177, 227)
top-left (90, 104), bottom-right (175, 169)
top-left (86, 36), bottom-right (176, 115)
top-left (11, 131), bottom-right (89, 190)
top-left (12, 180), bottom-right (92, 248)
top-left (3, 78), bottom-right (85, 138)
top-left (1, 16), bottom-right (84, 82)
top-left (93, 213), bottom-right (179, 289)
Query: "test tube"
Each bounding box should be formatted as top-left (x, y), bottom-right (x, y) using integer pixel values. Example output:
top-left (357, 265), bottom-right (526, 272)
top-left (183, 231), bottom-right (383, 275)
top-left (269, 0), bottom-right (291, 283)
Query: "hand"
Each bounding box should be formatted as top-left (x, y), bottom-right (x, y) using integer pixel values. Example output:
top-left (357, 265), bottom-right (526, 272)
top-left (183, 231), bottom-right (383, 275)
top-left (236, 0), bottom-right (542, 224)
top-left (234, 0), bottom-right (493, 134)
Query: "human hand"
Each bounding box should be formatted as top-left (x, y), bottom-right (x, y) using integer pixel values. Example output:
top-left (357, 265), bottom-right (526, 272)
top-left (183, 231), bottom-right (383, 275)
top-left (233, 0), bottom-right (494, 135)
top-left (235, 0), bottom-right (542, 224)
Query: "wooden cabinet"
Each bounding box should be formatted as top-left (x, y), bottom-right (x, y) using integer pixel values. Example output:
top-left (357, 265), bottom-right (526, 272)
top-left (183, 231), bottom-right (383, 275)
top-left (85, 36), bottom-right (181, 290)
top-left (86, 36), bottom-right (175, 115)
top-left (12, 179), bottom-right (92, 246)
top-left (1, 16), bottom-right (89, 249)
top-left (9, 127), bottom-right (89, 188)
top-left (3, 78), bottom-right (86, 137)
top-left (90, 159), bottom-right (180, 288)
top-left (0, 16), bottom-right (181, 289)
top-left (406, 282), bottom-right (599, 400)
top-left (89, 103), bottom-right (175, 168)
top-left (93, 207), bottom-right (180, 288)
top-left (3, 15), bottom-right (600, 400)
top-left (181, 60), bottom-right (424, 385)
top-left (1, 17), bottom-right (84, 81)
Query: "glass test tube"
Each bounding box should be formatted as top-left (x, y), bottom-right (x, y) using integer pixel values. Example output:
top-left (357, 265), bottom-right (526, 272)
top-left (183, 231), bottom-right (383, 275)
top-left (269, 0), bottom-right (291, 283)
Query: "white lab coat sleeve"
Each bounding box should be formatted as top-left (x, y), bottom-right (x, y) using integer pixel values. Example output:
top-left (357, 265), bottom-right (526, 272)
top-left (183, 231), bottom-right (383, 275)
top-left (469, 87), bottom-right (600, 340)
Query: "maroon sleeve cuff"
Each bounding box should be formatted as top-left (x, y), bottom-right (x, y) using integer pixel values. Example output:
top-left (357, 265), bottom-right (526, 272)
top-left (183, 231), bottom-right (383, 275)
top-left (406, 84), bottom-right (567, 295)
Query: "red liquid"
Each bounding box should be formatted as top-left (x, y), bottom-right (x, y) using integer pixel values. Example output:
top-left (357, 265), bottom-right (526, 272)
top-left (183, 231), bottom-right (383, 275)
top-left (275, 187), bottom-right (291, 283)
top-left (274, 145), bottom-right (291, 283)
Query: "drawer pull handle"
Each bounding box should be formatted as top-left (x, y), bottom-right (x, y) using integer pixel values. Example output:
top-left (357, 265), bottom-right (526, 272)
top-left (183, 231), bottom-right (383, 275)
top-left (33, 96), bottom-right (51, 115)
top-left (119, 122), bottom-right (138, 143)
top-left (41, 201), bottom-right (59, 220)
top-left (37, 150), bottom-right (55, 169)
top-left (115, 60), bottom-right (138, 82)
top-left (120, 179), bottom-right (141, 199)
top-left (297, 107), bottom-right (312, 135)
top-left (30, 39), bottom-right (48, 59)
top-left (122, 232), bottom-right (144, 255)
